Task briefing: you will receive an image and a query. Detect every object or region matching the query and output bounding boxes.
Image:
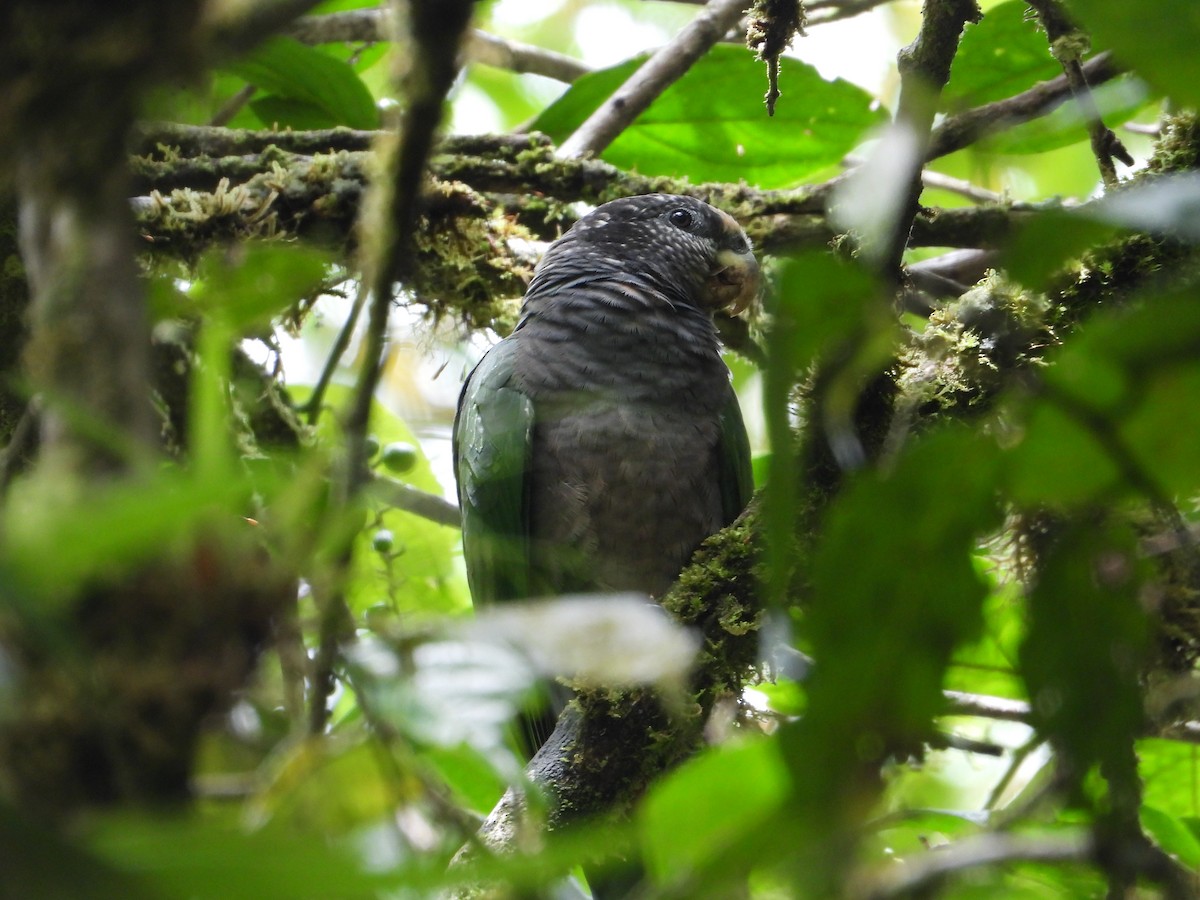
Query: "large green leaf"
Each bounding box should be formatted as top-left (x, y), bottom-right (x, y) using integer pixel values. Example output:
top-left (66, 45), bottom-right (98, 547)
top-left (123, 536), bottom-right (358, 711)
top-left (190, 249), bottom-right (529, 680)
top-left (1141, 806), bottom-right (1200, 870)
top-left (1065, 0), bottom-right (1200, 108)
top-left (87, 813), bottom-right (431, 898)
top-left (181, 243), bottom-right (330, 331)
top-left (762, 253), bottom-right (888, 605)
top-left (944, 0), bottom-right (1062, 110)
top-left (640, 738), bottom-right (789, 886)
top-left (1137, 739), bottom-right (1200, 820)
top-left (775, 427), bottom-right (1003, 889)
top-left (532, 45), bottom-right (887, 188)
top-left (1020, 521), bottom-right (1149, 789)
top-left (945, 555), bottom-right (1026, 699)
top-left (226, 36), bottom-right (380, 130)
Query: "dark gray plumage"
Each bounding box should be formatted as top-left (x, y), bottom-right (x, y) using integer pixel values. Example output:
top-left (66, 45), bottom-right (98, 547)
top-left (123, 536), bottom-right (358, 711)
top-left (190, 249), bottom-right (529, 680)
top-left (453, 194), bottom-right (757, 730)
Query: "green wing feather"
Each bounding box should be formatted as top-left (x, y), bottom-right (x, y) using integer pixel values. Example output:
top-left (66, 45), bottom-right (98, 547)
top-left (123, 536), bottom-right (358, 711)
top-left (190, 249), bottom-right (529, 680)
top-left (718, 382), bottom-right (754, 524)
top-left (453, 340), bottom-right (535, 605)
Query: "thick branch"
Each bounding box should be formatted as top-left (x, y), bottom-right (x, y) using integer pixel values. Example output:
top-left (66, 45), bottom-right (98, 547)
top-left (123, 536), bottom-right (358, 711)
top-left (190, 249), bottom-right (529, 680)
top-left (877, 0), bottom-right (981, 281)
top-left (458, 506), bottom-right (762, 869)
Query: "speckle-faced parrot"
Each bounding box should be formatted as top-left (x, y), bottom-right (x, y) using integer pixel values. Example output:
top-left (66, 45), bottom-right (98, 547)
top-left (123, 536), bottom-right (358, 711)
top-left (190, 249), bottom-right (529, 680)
top-left (452, 193), bottom-right (757, 747)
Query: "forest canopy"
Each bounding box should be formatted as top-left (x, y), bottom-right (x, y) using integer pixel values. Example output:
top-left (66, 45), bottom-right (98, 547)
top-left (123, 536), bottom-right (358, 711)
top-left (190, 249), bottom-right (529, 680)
top-left (2, 0), bottom-right (1200, 898)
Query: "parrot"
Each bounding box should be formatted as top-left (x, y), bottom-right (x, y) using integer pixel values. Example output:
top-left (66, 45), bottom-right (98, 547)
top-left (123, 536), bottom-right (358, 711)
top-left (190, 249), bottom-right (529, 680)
top-left (452, 193), bottom-right (758, 752)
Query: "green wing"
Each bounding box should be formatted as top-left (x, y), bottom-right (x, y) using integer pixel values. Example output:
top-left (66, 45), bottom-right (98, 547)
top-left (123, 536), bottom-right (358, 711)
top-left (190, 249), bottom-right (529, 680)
top-left (718, 382), bottom-right (754, 524)
top-left (453, 340), bottom-right (535, 605)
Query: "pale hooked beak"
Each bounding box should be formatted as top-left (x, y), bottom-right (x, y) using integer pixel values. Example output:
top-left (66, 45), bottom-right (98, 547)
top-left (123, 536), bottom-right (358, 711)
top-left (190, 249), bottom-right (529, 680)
top-left (707, 246), bottom-right (761, 315)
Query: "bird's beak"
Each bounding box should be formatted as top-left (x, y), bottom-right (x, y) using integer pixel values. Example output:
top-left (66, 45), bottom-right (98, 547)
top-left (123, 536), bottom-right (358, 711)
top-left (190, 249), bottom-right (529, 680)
top-left (707, 246), bottom-right (760, 316)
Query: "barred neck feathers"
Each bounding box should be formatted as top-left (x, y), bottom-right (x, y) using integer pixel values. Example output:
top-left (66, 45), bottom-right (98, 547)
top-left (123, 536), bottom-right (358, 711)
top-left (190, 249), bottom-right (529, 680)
top-left (512, 279), bottom-right (726, 399)
top-left (516, 277), bottom-right (721, 358)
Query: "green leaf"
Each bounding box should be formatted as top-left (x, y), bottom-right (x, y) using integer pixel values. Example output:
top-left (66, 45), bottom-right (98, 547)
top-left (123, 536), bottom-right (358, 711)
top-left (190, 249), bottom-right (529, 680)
top-left (1119, 365), bottom-right (1200, 496)
top-left (187, 243), bottom-right (330, 332)
top-left (945, 1), bottom-right (1062, 110)
top-left (1064, 0), bottom-right (1200, 108)
top-left (87, 813), bottom-right (428, 899)
top-left (1020, 521), bottom-right (1149, 781)
top-left (762, 252), bottom-right (886, 605)
top-left (946, 559), bottom-right (1026, 699)
top-left (1137, 738), bottom-right (1200, 820)
top-left (422, 744), bottom-right (508, 814)
top-left (0, 468), bottom-right (259, 611)
top-left (226, 36), bottom-right (379, 130)
top-left (803, 428), bottom-right (1002, 740)
top-left (1141, 806), bottom-right (1200, 870)
top-left (640, 738), bottom-right (789, 885)
top-left (770, 252), bottom-right (882, 372)
top-left (1003, 208), bottom-right (1119, 291)
top-left (532, 45), bottom-right (887, 188)
top-left (779, 427), bottom-right (1002, 887)
top-left (0, 804), bottom-right (159, 900)
top-left (1004, 401), bottom-right (1121, 506)
top-left (249, 738), bottom-right (401, 832)
top-left (249, 95), bottom-right (343, 131)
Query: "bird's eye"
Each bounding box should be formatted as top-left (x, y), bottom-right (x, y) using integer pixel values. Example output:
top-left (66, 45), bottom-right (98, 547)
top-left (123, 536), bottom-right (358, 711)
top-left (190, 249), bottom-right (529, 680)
top-left (668, 208), bottom-right (695, 230)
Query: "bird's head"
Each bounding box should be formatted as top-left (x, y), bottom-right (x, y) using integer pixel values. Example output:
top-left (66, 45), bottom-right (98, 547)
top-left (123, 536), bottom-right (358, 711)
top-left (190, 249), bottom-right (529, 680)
top-left (532, 193), bottom-right (760, 316)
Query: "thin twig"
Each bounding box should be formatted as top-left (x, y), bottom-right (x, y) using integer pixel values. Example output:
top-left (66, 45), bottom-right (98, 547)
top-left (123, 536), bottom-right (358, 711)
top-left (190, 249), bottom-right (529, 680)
top-left (920, 169), bottom-right (1003, 204)
top-left (984, 733), bottom-right (1046, 810)
top-left (307, 0), bottom-right (477, 737)
top-left (300, 286), bottom-right (368, 425)
top-left (286, 9), bottom-right (591, 83)
top-left (846, 154), bottom-right (1004, 204)
top-left (927, 52), bottom-right (1121, 161)
top-left (943, 689), bottom-right (1031, 722)
top-left (557, 0), bottom-right (748, 159)
top-left (646, 0), bottom-right (899, 25)
top-left (1024, 0), bottom-right (1132, 187)
top-left (369, 475), bottom-right (461, 527)
top-left (861, 831), bottom-right (1094, 899)
top-left (808, 0), bottom-right (897, 26)
top-left (203, 0), bottom-right (329, 60)
top-left (209, 84), bottom-right (257, 128)
top-left (929, 732), bottom-right (1006, 756)
top-left (466, 30), bottom-right (592, 83)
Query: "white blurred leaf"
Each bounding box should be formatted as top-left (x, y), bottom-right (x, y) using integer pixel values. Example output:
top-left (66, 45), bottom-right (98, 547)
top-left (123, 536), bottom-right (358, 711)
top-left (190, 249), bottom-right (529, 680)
top-left (831, 122), bottom-right (923, 266)
top-left (1090, 172), bottom-right (1200, 239)
top-left (464, 593), bottom-right (700, 687)
top-left (346, 636), bottom-right (535, 754)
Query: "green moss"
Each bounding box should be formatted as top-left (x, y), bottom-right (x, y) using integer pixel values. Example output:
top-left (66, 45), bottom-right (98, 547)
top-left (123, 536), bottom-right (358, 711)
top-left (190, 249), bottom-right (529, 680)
top-left (411, 181), bottom-right (534, 335)
top-left (898, 271), bottom-right (1054, 418)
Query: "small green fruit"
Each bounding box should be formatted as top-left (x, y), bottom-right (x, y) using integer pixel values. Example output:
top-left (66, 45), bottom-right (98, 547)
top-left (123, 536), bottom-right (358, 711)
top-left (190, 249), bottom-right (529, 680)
top-left (364, 434), bottom-right (381, 459)
top-left (371, 529), bottom-right (395, 553)
top-left (380, 441), bottom-right (418, 474)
